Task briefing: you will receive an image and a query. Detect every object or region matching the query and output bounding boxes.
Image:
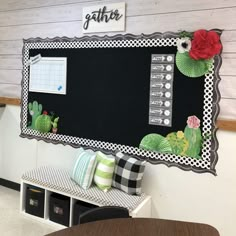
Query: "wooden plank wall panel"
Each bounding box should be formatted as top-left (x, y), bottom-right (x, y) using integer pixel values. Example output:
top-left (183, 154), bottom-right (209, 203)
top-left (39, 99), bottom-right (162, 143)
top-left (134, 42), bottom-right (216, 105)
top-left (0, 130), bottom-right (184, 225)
top-left (0, 56), bottom-right (22, 70)
top-left (0, 40), bottom-right (23, 55)
top-left (0, 0), bottom-right (100, 11)
top-left (220, 55), bottom-right (236, 76)
top-left (0, 70), bottom-right (21, 84)
top-left (0, 0), bottom-right (235, 123)
top-left (0, 1), bottom-right (236, 27)
top-left (223, 42), bottom-right (236, 53)
top-left (0, 8), bottom-right (236, 40)
top-left (0, 84), bottom-right (21, 98)
top-left (0, 0), bottom-right (236, 16)
top-left (219, 76), bottom-right (236, 99)
top-left (0, 30), bottom-right (232, 56)
top-left (219, 99), bottom-right (236, 120)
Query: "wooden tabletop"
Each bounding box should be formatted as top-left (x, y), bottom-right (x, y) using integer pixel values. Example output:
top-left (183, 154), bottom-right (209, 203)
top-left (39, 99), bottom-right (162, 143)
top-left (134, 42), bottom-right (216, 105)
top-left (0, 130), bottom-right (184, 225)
top-left (45, 218), bottom-right (220, 236)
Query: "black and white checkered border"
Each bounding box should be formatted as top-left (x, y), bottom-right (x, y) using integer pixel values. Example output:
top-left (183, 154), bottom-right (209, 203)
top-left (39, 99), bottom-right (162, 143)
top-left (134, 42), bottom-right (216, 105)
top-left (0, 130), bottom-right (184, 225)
top-left (21, 36), bottom-right (215, 172)
top-left (22, 166), bottom-right (147, 212)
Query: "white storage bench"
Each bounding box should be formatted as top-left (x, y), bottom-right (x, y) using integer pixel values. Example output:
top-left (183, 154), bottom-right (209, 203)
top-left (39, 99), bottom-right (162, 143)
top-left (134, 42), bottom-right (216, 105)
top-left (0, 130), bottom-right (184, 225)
top-left (20, 166), bottom-right (151, 228)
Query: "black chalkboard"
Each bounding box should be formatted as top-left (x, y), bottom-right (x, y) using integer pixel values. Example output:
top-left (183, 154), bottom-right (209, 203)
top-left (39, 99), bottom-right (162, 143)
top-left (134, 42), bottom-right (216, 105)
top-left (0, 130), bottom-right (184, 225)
top-left (28, 46), bottom-right (204, 147)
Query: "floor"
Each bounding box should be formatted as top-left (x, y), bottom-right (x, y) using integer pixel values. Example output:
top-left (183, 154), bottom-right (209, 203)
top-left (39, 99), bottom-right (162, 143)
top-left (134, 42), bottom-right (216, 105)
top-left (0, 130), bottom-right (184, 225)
top-left (0, 185), bottom-right (60, 236)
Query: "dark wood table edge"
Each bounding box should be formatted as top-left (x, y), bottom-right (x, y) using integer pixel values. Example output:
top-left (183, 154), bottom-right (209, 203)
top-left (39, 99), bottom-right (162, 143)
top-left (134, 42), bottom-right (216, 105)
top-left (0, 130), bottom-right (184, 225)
top-left (45, 218), bottom-right (220, 236)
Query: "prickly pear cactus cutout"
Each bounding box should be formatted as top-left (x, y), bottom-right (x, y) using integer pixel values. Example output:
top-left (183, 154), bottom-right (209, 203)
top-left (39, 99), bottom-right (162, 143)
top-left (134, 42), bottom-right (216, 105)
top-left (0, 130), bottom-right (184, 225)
top-left (184, 116), bottom-right (202, 158)
top-left (28, 101), bottom-right (42, 129)
top-left (166, 131), bottom-right (189, 156)
top-left (35, 111), bottom-right (52, 133)
top-left (139, 133), bottom-right (172, 153)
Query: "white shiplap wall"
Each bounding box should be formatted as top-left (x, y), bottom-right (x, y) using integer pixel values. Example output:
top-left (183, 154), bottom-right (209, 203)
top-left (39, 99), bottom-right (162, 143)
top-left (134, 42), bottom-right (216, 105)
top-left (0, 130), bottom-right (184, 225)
top-left (0, 0), bottom-right (235, 118)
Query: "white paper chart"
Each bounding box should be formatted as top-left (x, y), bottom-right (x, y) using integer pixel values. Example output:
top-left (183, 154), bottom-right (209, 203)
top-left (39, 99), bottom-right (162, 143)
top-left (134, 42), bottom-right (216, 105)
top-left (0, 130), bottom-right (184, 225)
top-left (29, 57), bottom-right (67, 95)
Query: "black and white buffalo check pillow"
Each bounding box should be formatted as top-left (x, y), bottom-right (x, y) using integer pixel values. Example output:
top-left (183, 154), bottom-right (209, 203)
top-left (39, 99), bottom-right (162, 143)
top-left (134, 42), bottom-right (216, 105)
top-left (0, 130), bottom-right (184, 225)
top-left (112, 151), bottom-right (146, 195)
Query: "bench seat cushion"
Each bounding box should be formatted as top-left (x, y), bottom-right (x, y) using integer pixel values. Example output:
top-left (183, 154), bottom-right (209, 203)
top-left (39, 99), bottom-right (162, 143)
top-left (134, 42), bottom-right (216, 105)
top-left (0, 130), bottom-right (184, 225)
top-left (22, 166), bottom-right (146, 212)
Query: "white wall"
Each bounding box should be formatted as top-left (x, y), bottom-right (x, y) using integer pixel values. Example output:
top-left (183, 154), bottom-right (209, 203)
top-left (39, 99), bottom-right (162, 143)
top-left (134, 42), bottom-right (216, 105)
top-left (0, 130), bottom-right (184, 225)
top-left (0, 105), bottom-right (236, 236)
top-left (0, 106), bottom-right (37, 180)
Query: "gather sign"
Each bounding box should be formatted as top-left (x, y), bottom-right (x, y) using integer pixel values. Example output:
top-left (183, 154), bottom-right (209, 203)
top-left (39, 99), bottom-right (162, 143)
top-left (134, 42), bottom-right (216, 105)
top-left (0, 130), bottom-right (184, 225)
top-left (82, 2), bottom-right (126, 33)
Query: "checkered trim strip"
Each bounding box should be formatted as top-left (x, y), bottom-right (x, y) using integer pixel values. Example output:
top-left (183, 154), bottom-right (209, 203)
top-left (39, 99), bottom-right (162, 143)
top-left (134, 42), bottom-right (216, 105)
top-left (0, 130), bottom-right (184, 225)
top-left (21, 166), bottom-right (146, 212)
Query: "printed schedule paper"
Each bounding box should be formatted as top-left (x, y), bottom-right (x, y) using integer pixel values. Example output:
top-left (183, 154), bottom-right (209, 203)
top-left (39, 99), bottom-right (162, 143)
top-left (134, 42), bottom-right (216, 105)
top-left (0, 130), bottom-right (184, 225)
top-left (29, 57), bottom-right (67, 95)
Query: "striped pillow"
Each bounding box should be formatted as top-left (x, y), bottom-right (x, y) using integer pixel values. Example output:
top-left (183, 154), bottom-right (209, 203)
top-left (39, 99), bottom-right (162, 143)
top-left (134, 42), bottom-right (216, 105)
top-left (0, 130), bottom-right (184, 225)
top-left (70, 148), bottom-right (97, 190)
top-left (94, 151), bottom-right (115, 192)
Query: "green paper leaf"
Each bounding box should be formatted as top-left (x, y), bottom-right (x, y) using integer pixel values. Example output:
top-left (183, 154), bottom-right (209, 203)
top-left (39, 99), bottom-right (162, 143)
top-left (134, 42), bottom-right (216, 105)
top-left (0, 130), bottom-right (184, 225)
top-left (179, 31), bottom-right (194, 39)
top-left (139, 133), bottom-right (172, 153)
top-left (176, 52), bottom-right (213, 78)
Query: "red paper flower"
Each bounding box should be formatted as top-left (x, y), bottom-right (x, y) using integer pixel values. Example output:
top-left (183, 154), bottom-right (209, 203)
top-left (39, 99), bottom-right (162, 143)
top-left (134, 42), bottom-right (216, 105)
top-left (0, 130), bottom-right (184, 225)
top-left (189, 30), bottom-right (222, 60)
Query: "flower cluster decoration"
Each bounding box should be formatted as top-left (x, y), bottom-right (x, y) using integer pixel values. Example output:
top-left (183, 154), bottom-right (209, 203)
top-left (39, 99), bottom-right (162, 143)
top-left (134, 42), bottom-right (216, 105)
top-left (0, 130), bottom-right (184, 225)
top-left (139, 115), bottom-right (203, 159)
top-left (176, 29), bottom-right (222, 78)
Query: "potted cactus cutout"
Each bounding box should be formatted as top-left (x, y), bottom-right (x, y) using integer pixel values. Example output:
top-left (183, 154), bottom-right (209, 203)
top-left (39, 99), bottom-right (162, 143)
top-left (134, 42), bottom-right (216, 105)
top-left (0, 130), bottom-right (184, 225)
top-left (51, 117), bottom-right (59, 134)
top-left (28, 101), bottom-right (60, 134)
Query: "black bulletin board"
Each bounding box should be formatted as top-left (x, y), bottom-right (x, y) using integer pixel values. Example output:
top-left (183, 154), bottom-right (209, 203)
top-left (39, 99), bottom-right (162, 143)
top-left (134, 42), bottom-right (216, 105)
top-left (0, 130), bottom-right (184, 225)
top-left (28, 47), bottom-right (205, 147)
top-left (20, 32), bottom-right (221, 175)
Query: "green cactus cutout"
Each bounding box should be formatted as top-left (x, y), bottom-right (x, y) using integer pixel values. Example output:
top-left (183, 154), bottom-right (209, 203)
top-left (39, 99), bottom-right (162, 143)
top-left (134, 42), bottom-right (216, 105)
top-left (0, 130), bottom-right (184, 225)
top-left (139, 133), bottom-right (172, 153)
top-left (51, 117), bottom-right (59, 134)
top-left (184, 126), bottom-right (202, 159)
top-left (51, 117), bottom-right (59, 128)
top-left (166, 131), bottom-right (189, 156)
top-left (28, 101), bottom-right (42, 129)
top-left (35, 111), bottom-right (52, 133)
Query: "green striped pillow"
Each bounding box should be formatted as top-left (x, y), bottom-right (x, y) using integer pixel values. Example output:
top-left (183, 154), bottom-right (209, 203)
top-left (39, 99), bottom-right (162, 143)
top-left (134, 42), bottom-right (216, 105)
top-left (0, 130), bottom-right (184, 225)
top-left (70, 148), bottom-right (97, 190)
top-left (94, 151), bottom-right (115, 192)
